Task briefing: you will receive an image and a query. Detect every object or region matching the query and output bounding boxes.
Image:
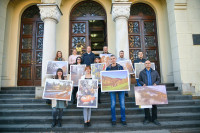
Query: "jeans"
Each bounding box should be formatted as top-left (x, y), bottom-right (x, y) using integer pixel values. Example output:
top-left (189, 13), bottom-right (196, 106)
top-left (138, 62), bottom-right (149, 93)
top-left (144, 105), bottom-right (157, 121)
top-left (110, 91), bottom-right (126, 122)
top-left (136, 79), bottom-right (142, 86)
top-left (83, 108), bottom-right (91, 122)
top-left (52, 107), bottom-right (63, 120)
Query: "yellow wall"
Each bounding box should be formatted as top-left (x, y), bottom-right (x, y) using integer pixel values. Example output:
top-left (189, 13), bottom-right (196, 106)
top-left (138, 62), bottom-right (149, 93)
top-left (2, 0), bottom-right (41, 87)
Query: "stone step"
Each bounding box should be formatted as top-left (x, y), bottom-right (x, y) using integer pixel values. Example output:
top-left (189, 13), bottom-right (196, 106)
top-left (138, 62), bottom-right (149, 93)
top-left (0, 113), bottom-right (199, 124)
top-left (160, 83), bottom-right (175, 87)
top-left (1, 87), bottom-right (35, 90)
top-left (0, 94), bottom-right (35, 98)
top-left (0, 120), bottom-right (199, 132)
top-left (0, 90), bottom-right (35, 94)
top-left (0, 94), bottom-right (192, 101)
top-left (0, 106), bottom-right (200, 116)
top-left (0, 100), bottom-right (200, 109)
top-left (170, 128), bottom-right (200, 133)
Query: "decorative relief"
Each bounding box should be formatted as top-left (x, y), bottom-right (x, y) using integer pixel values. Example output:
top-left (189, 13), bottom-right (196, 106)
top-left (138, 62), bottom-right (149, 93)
top-left (38, 5), bottom-right (62, 23)
top-left (112, 3), bottom-right (131, 21)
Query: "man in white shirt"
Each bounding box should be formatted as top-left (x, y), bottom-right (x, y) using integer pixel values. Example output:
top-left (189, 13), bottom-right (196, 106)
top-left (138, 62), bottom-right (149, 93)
top-left (117, 50), bottom-right (127, 62)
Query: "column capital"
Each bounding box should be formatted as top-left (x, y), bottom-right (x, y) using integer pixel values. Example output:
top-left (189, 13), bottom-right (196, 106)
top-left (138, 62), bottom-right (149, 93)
top-left (111, 2), bottom-right (132, 21)
top-left (37, 4), bottom-right (63, 23)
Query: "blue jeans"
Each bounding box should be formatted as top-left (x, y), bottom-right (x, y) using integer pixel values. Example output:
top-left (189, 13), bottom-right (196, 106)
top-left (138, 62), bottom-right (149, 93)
top-left (136, 79), bottom-right (142, 86)
top-left (109, 91), bottom-right (126, 122)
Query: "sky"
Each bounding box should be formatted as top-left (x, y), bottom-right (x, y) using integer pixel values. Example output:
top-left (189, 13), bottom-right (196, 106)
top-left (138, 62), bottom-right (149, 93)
top-left (101, 70), bottom-right (128, 79)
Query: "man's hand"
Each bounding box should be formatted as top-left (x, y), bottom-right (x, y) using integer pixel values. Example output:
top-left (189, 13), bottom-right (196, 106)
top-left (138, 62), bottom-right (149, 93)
top-left (143, 84), bottom-right (146, 86)
top-left (153, 83), bottom-right (157, 86)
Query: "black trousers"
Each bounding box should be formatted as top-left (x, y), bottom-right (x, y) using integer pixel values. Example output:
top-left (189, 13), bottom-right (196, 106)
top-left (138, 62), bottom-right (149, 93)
top-left (72, 87), bottom-right (78, 102)
top-left (144, 105), bottom-right (157, 121)
top-left (98, 86), bottom-right (101, 101)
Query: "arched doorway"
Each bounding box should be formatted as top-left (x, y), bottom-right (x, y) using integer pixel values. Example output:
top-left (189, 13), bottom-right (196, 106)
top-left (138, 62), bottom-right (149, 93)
top-left (17, 5), bottom-right (44, 86)
top-left (128, 3), bottom-right (160, 72)
top-left (69, 1), bottom-right (107, 55)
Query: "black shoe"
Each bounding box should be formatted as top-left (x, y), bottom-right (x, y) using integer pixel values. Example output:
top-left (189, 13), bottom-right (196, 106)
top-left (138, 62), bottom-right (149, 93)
top-left (125, 93), bottom-right (129, 97)
top-left (87, 122), bottom-right (91, 127)
top-left (51, 119), bottom-right (57, 128)
top-left (121, 121), bottom-right (127, 127)
top-left (153, 119), bottom-right (161, 126)
top-left (84, 123), bottom-right (88, 128)
top-left (143, 119), bottom-right (150, 125)
top-left (111, 121), bottom-right (116, 127)
top-left (57, 119), bottom-right (62, 127)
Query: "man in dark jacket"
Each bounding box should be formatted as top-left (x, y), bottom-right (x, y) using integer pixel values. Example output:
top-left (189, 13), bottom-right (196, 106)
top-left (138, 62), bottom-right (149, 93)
top-left (106, 55), bottom-right (127, 127)
top-left (82, 46), bottom-right (95, 66)
top-left (139, 60), bottom-right (161, 126)
top-left (133, 51), bottom-right (146, 86)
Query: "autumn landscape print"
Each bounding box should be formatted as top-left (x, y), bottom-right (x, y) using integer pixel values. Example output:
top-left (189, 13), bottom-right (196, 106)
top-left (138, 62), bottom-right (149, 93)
top-left (101, 70), bottom-right (130, 92)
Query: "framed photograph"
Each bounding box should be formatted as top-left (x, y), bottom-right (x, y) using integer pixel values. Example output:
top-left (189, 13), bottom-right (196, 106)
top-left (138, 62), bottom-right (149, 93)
top-left (134, 85), bottom-right (168, 105)
top-left (43, 79), bottom-right (73, 101)
top-left (134, 63), bottom-right (155, 79)
top-left (91, 63), bottom-right (106, 84)
top-left (101, 70), bottom-right (130, 92)
top-left (46, 61), bottom-right (68, 76)
top-left (70, 65), bottom-right (86, 86)
top-left (117, 60), bottom-right (134, 74)
top-left (100, 54), bottom-right (112, 67)
top-left (77, 79), bottom-right (98, 108)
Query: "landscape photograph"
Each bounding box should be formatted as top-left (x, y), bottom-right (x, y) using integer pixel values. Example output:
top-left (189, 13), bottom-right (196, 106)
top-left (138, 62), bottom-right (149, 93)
top-left (101, 70), bottom-right (130, 92)
top-left (134, 85), bottom-right (168, 105)
top-left (46, 61), bottom-right (68, 76)
top-left (100, 54), bottom-right (112, 67)
top-left (117, 60), bottom-right (134, 74)
top-left (91, 63), bottom-right (106, 83)
top-left (43, 79), bottom-right (73, 101)
top-left (77, 79), bottom-right (98, 108)
top-left (70, 65), bottom-right (86, 86)
top-left (134, 63), bottom-right (155, 79)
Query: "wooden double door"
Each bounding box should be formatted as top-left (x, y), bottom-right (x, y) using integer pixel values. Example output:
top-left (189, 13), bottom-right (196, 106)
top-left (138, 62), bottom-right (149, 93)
top-left (17, 18), bottom-right (44, 86)
top-left (128, 3), bottom-right (160, 73)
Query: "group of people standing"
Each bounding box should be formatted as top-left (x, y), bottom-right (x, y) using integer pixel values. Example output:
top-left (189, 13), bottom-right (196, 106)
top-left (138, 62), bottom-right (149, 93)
top-left (49, 46), bottom-right (161, 128)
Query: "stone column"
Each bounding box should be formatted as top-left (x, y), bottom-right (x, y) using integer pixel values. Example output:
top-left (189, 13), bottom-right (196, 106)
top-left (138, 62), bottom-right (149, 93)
top-left (37, 4), bottom-right (62, 86)
top-left (112, 2), bottom-right (132, 59)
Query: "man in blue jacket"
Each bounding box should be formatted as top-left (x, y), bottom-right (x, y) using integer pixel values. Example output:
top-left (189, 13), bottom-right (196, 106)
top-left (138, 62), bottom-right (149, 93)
top-left (82, 46), bottom-right (95, 66)
top-left (106, 55), bottom-right (127, 127)
top-left (139, 60), bottom-right (161, 126)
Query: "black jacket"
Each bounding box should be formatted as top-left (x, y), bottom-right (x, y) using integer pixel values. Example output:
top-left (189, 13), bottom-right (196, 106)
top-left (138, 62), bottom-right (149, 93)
top-left (139, 68), bottom-right (160, 86)
top-left (82, 52), bottom-right (95, 66)
top-left (133, 58), bottom-right (146, 68)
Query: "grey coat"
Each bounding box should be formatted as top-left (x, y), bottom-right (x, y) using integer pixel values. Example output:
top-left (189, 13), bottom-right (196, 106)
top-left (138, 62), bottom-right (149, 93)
top-left (139, 68), bottom-right (160, 86)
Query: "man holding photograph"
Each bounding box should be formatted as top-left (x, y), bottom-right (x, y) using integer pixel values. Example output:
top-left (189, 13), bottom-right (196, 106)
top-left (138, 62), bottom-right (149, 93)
top-left (106, 55), bottom-right (127, 127)
top-left (134, 51), bottom-right (146, 86)
top-left (139, 60), bottom-right (161, 126)
top-left (117, 50), bottom-right (129, 97)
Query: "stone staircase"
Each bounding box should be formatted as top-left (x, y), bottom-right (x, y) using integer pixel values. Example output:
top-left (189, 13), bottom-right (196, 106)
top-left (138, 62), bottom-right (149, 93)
top-left (0, 84), bottom-right (200, 132)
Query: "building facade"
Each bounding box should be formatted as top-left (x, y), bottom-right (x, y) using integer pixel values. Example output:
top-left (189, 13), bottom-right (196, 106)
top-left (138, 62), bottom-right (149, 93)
top-left (0, 0), bottom-right (200, 96)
